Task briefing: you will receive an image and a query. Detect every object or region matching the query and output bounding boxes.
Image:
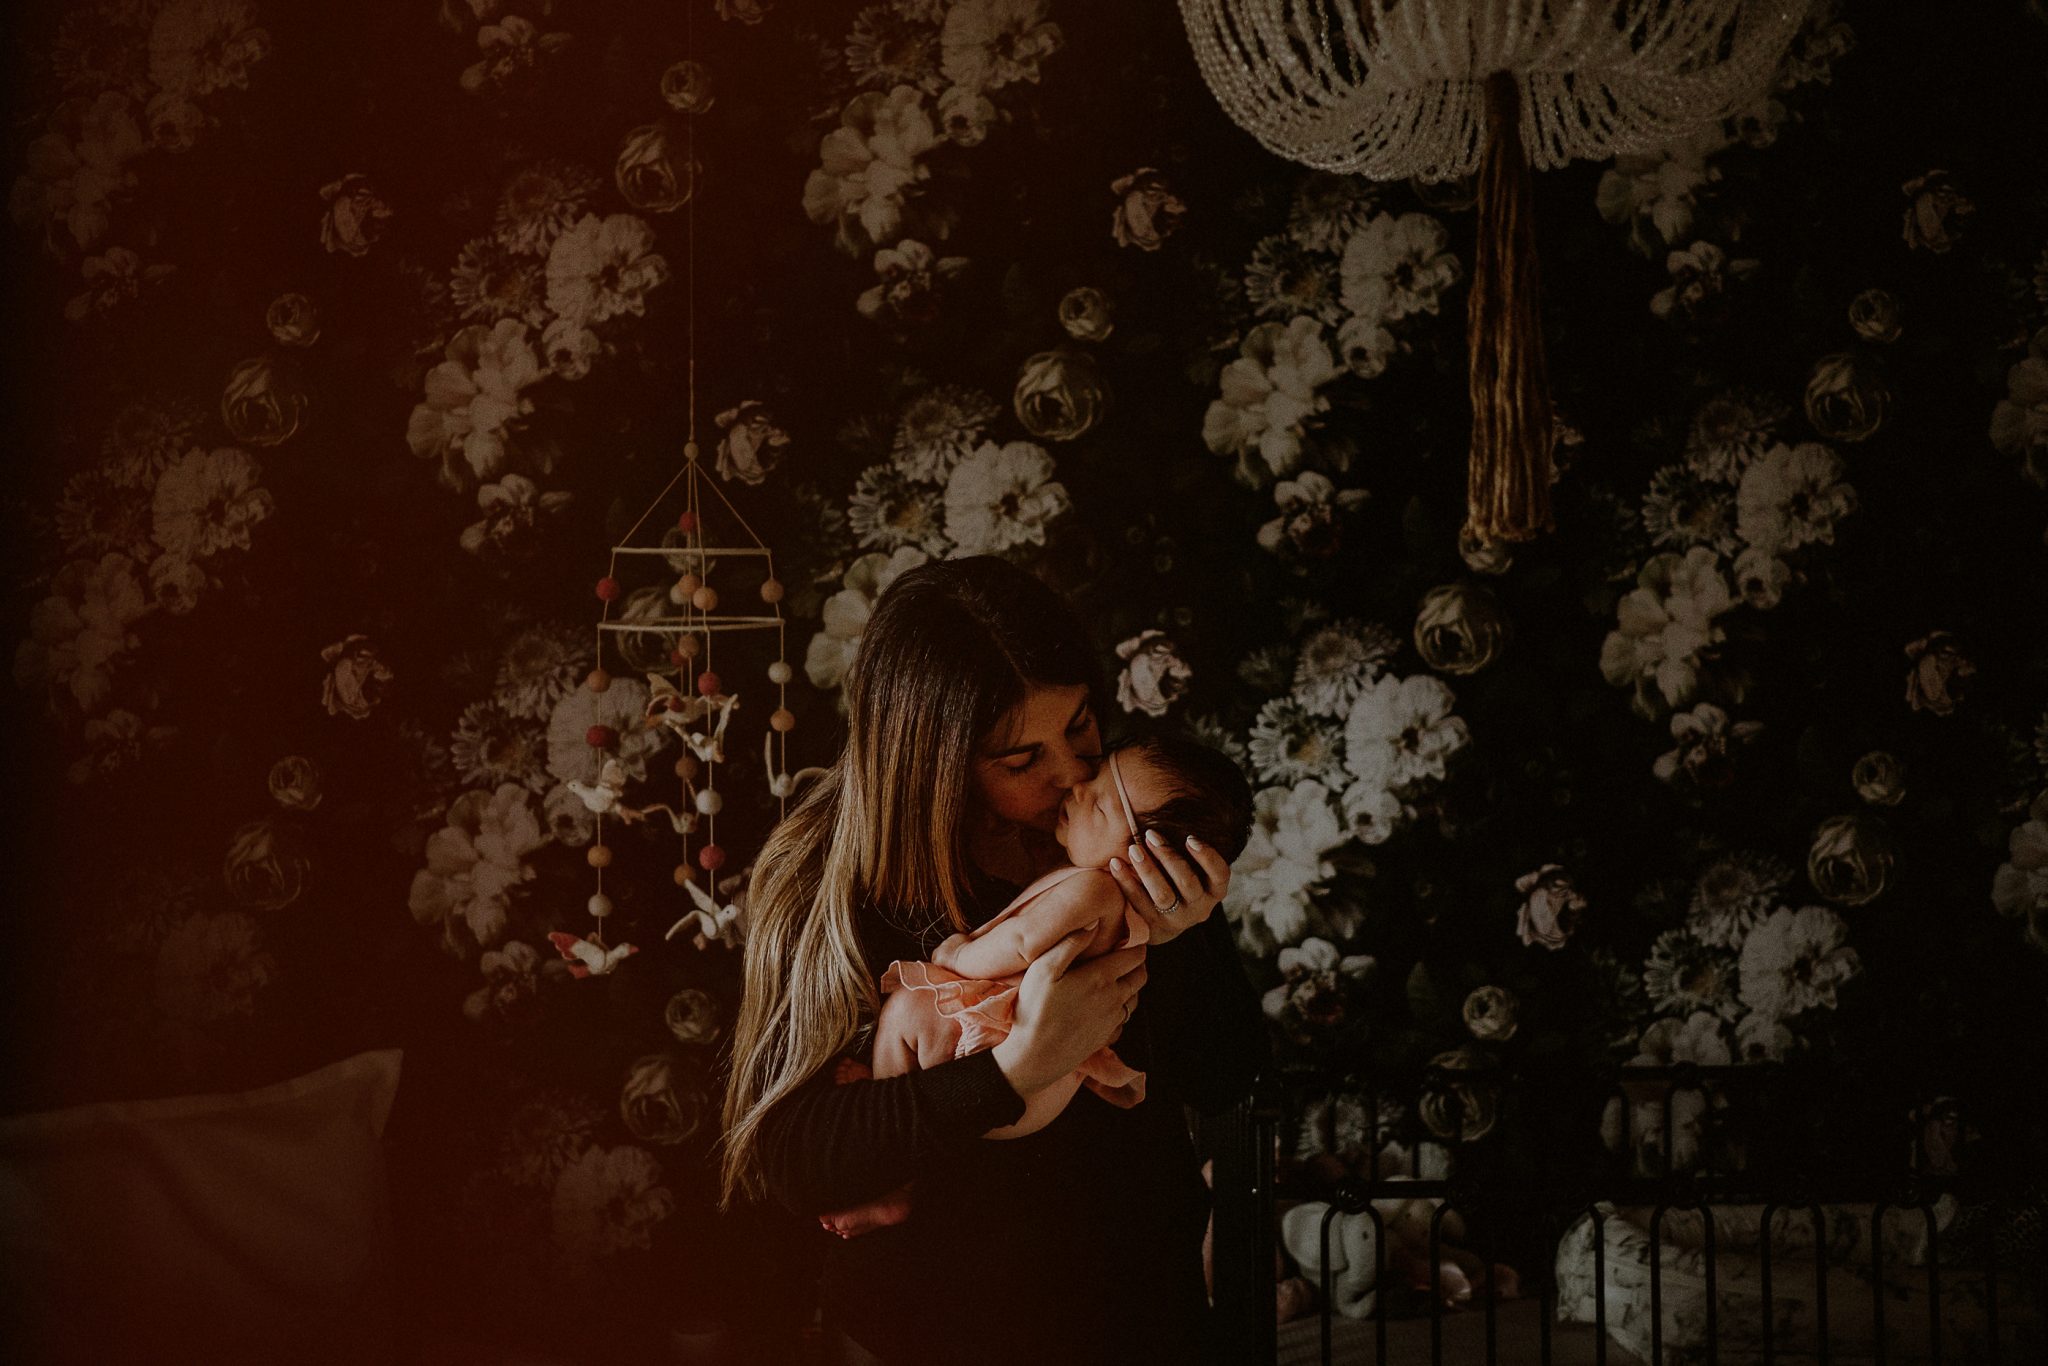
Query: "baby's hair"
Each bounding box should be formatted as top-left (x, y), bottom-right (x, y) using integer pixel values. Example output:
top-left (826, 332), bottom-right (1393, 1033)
top-left (1110, 732), bottom-right (1255, 872)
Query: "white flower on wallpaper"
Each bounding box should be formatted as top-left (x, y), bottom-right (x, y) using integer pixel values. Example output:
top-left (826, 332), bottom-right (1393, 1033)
top-left (1247, 697), bottom-right (1346, 787)
top-left (1286, 172), bottom-right (1378, 255)
top-left (714, 401), bottom-right (792, 485)
top-left (495, 160), bottom-right (603, 256)
top-left (1687, 849), bottom-right (1794, 948)
top-left (151, 908), bottom-right (276, 1026)
top-left (407, 319), bottom-right (547, 491)
top-left (452, 702), bottom-right (553, 793)
top-left (891, 384), bottom-right (1000, 482)
top-left (450, 236), bottom-right (550, 326)
top-left (14, 553), bottom-right (151, 714)
top-left (1736, 441), bottom-right (1857, 555)
top-left (545, 212), bottom-right (669, 327)
top-left (1242, 234), bottom-right (1343, 325)
top-left (803, 86), bottom-right (944, 256)
top-left (942, 438), bottom-right (1068, 555)
top-left (1685, 388), bottom-right (1790, 484)
top-left (460, 15), bottom-right (571, 97)
top-left (65, 246), bottom-right (175, 321)
top-left (804, 547), bottom-right (930, 693)
top-left (544, 676), bottom-right (662, 787)
top-left (1650, 240), bottom-right (1758, 321)
top-left (1641, 464), bottom-right (1740, 554)
top-left (1114, 629), bottom-right (1191, 717)
top-left (1738, 904), bottom-right (1860, 1019)
top-left (68, 708), bottom-right (176, 787)
top-left (939, 0), bottom-right (1062, 93)
top-left (1202, 317), bottom-right (1340, 486)
top-left (494, 625), bottom-right (591, 722)
top-left (1224, 779), bottom-right (1347, 955)
top-left (11, 92), bottom-right (146, 251)
top-left (846, 6), bottom-right (945, 92)
top-left (848, 462), bottom-right (951, 554)
top-left (1733, 1011), bottom-right (1796, 1062)
top-left (1256, 470), bottom-right (1370, 562)
top-left (148, 0), bottom-right (270, 98)
top-left (1595, 128), bottom-right (1728, 258)
top-left (1338, 211), bottom-right (1461, 326)
top-left (1990, 326), bottom-right (2048, 490)
top-left (150, 445), bottom-right (274, 563)
top-left (1342, 671), bottom-right (1469, 795)
top-left (549, 1144), bottom-right (675, 1272)
top-left (1290, 620), bottom-right (1397, 719)
top-left (1599, 546), bottom-right (1736, 719)
top-left (1642, 929), bottom-right (1740, 1018)
top-left (408, 783), bottom-right (550, 953)
top-left (461, 474), bottom-right (574, 558)
top-left (1652, 702), bottom-right (1763, 790)
top-left (463, 939), bottom-right (558, 1025)
top-left (858, 239), bottom-right (968, 325)
top-left (1991, 790), bottom-right (2048, 947)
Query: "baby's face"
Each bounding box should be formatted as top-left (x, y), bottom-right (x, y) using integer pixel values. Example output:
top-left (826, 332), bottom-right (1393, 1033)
top-left (1055, 752), bottom-right (1173, 867)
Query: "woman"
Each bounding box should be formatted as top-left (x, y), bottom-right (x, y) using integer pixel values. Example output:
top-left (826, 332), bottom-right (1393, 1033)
top-left (720, 557), bottom-right (1267, 1366)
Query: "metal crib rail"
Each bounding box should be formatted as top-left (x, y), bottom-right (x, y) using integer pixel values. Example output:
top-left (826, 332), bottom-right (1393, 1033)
top-left (1203, 1062), bottom-right (2031, 1366)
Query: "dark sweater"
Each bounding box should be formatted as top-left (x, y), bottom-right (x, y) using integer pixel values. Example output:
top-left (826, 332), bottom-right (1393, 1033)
top-left (755, 876), bottom-right (1268, 1366)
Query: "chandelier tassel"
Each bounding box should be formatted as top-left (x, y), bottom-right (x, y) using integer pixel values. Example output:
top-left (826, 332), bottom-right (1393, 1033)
top-left (1464, 71), bottom-right (1553, 545)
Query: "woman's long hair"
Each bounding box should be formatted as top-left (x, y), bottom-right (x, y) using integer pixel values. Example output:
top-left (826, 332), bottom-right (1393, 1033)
top-left (718, 557), bottom-right (1101, 1210)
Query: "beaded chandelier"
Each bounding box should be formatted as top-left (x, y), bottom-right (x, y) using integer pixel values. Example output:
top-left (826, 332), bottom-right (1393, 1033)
top-left (1180, 0), bottom-right (1812, 541)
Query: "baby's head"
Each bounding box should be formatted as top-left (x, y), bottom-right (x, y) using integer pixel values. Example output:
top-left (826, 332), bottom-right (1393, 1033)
top-left (1055, 733), bottom-right (1254, 874)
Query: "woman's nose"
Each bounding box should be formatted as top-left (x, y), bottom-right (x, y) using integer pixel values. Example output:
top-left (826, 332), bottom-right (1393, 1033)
top-left (1047, 743), bottom-right (1094, 790)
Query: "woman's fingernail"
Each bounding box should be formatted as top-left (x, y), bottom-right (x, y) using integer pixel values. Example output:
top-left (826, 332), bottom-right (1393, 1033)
top-left (1186, 835), bottom-right (1203, 850)
top-left (1110, 857), bottom-right (1125, 874)
top-left (1128, 842), bottom-right (1145, 865)
top-left (1145, 829), bottom-right (1164, 848)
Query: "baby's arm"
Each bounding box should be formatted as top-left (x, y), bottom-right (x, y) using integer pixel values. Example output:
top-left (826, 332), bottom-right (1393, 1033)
top-left (933, 871), bottom-right (1125, 979)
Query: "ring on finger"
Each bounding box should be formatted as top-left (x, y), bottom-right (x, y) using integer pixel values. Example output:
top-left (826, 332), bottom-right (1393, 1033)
top-left (1155, 897), bottom-right (1181, 915)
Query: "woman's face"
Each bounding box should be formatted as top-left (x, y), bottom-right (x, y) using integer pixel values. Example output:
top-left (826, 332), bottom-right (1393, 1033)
top-left (973, 683), bottom-right (1102, 833)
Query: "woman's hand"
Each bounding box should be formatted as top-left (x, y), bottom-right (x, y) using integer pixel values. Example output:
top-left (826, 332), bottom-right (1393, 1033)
top-left (990, 929), bottom-right (1146, 1098)
top-left (1110, 831), bottom-right (1233, 947)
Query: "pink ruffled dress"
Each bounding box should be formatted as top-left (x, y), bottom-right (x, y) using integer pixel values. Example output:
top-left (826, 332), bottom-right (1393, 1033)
top-left (879, 865), bottom-right (1150, 1108)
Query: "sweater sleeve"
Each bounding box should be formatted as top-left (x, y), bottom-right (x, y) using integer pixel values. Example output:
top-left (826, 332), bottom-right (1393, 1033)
top-left (755, 1046), bottom-right (1029, 1217)
top-left (1139, 906), bottom-right (1270, 1115)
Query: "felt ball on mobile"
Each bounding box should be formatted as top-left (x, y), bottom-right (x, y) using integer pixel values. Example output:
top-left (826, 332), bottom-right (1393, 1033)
top-left (691, 586), bottom-right (718, 612)
top-left (668, 579), bottom-right (691, 605)
top-left (677, 572), bottom-right (701, 597)
top-left (587, 845), bottom-right (613, 869)
top-left (677, 508), bottom-right (699, 532)
top-left (586, 668), bottom-right (611, 692)
top-left (673, 863), bottom-right (695, 886)
top-left (675, 633), bottom-right (701, 659)
top-left (595, 576), bottom-right (621, 602)
top-left (674, 754), bottom-right (699, 781)
top-left (759, 578), bottom-right (785, 604)
top-left (767, 661), bottom-right (793, 685)
top-left (588, 892), bottom-right (614, 918)
top-left (698, 843), bottom-right (727, 872)
top-left (695, 789), bottom-right (723, 815)
top-left (696, 671), bottom-right (721, 696)
top-left (770, 708), bottom-right (796, 733)
top-left (586, 724), bottom-right (617, 749)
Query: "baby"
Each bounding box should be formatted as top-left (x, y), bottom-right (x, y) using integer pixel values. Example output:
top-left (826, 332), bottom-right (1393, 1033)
top-left (819, 732), bottom-right (1253, 1238)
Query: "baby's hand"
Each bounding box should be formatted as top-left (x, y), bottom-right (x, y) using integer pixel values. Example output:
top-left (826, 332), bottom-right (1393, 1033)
top-left (933, 932), bottom-right (970, 967)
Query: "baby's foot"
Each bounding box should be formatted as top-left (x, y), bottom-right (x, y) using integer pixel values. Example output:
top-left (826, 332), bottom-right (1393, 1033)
top-left (832, 1057), bottom-right (872, 1085)
top-left (818, 1185), bottom-right (914, 1239)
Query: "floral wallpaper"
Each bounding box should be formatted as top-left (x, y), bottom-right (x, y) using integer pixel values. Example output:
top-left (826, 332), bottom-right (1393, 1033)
top-left (7, 0), bottom-right (2048, 1357)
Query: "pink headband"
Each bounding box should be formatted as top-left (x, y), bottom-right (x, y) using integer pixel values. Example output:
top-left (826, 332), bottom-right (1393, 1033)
top-left (1108, 749), bottom-right (1142, 843)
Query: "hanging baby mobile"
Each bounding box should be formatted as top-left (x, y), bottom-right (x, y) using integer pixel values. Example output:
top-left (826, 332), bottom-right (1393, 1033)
top-left (1179, 0), bottom-right (1813, 543)
top-left (563, 441), bottom-right (803, 972)
top-left (552, 21), bottom-right (810, 974)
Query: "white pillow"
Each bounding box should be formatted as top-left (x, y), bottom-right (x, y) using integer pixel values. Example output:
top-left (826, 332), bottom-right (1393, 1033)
top-left (0, 1048), bottom-right (403, 1366)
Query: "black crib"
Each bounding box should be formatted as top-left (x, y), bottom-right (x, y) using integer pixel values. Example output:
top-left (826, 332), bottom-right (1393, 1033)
top-left (1199, 1060), bottom-right (2042, 1366)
